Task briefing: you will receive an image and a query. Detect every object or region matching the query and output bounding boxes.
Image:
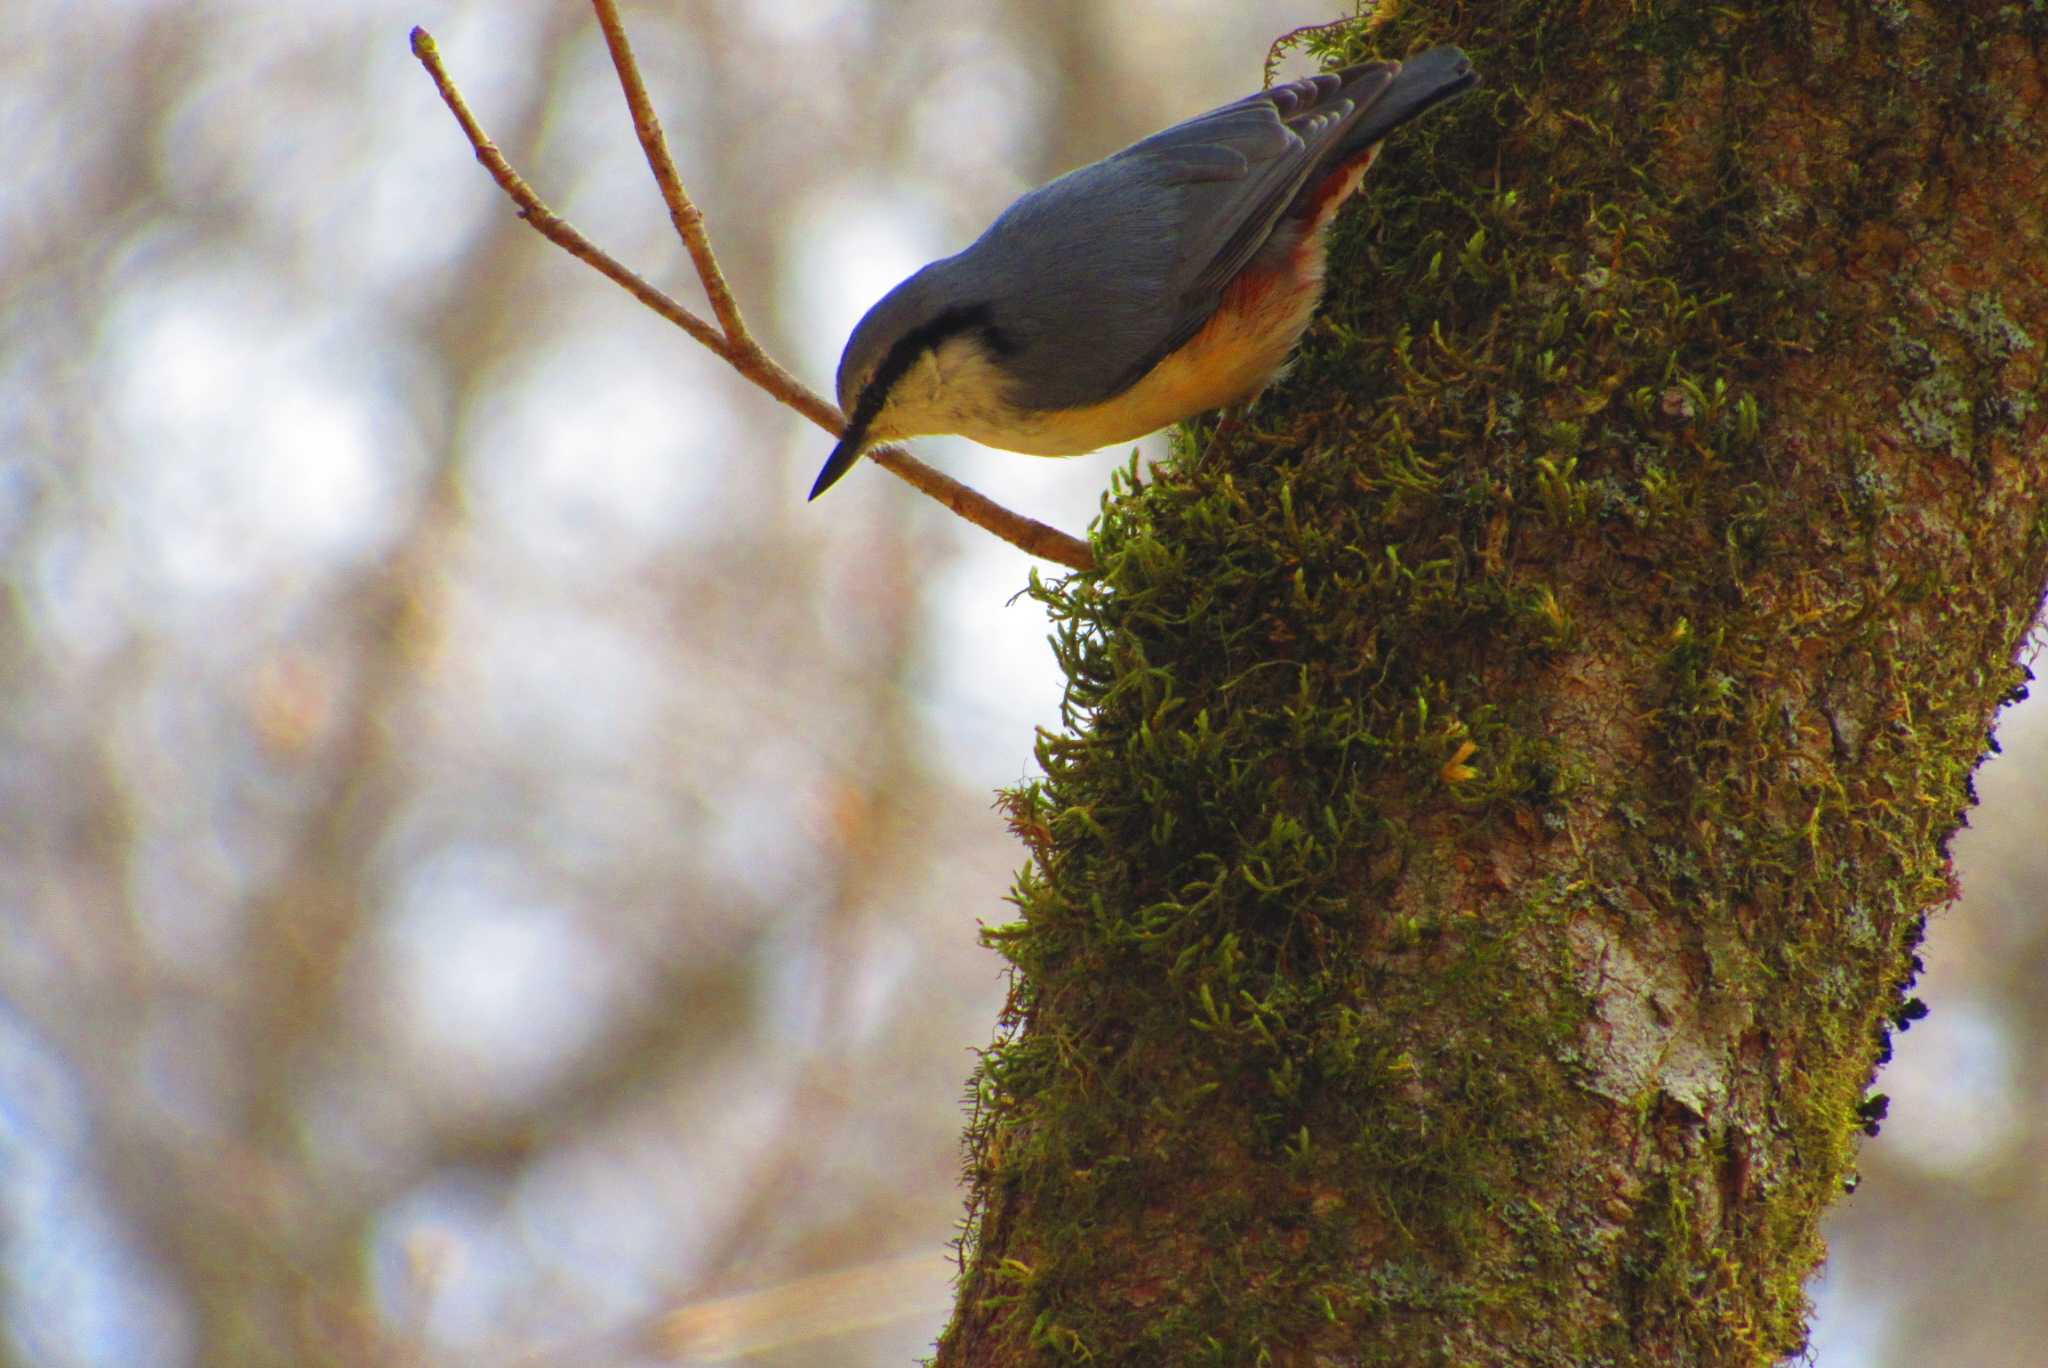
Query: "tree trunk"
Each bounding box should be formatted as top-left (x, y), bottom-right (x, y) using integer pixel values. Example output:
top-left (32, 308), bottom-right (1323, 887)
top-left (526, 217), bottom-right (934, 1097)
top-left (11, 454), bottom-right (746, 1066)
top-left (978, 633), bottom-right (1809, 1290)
top-left (936, 2), bottom-right (2048, 1363)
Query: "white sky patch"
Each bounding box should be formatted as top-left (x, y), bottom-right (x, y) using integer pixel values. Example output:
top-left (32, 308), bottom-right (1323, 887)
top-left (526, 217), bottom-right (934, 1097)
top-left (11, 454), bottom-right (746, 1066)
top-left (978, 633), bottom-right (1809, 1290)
top-left (916, 527), bottom-right (1071, 793)
top-left (99, 255), bottom-right (421, 606)
top-left (0, 1006), bottom-right (194, 1367)
top-left (910, 430), bottom-right (1172, 794)
top-left (450, 595), bottom-right (670, 773)
top-left (27, 521), bottom-right (136, 666)
top-left (464, 329), bottom-right (741, 575)
top-left (513, 1128), bottom-right (704, 1318)
top-left (543, 20), bottom-right (714, 256)
top-left (372, 844), bottom-right (626, 1114)
top-left (369, 1169), bottom-right (533, 1350)
top-left (345, 27), bottom-right (511, 294)
top-left (907, 34), bottom-right (1046, 203)
top-left (509, 1061), bottom-right (804, 1317)
top-left (841, 915), bottom-right (927, 1050)
top-left (701, 739), bottom-right (833, 910)
top-left (0, 68), bottom-right (87, 264)
top-left (1805, 1258), bottom-right (1890, 1368)
top-left (1879, 999), bottom-right (2022, 1178)
top-left (756, 909), bottom-right (831, 1052)
top-left (737, 0), bottom-right (866, 47)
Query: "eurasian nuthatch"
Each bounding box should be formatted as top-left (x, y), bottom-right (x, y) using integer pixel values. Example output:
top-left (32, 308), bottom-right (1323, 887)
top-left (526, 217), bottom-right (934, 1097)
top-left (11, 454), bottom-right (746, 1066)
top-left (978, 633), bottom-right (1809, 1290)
top-left (809, 46), bottom-right (1479, 500)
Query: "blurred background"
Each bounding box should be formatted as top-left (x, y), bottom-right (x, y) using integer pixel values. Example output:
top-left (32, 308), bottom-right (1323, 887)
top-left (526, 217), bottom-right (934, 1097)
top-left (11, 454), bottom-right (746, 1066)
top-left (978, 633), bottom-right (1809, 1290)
top-left (0, 1), bottom-right (2041, 1364)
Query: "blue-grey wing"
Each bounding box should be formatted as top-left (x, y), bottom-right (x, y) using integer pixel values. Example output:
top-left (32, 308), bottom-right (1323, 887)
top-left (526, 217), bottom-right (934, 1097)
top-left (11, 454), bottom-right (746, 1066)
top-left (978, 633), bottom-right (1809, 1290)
top-left (949, 66), bottom-right (1393, 411)
top-left (1119, 65), bottom-right (1395, 300)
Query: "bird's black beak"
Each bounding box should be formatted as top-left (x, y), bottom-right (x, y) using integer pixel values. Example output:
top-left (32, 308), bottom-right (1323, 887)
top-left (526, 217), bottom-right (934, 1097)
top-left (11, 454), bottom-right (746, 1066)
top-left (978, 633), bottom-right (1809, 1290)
top-left (808, 422), bottom-right (869, 501)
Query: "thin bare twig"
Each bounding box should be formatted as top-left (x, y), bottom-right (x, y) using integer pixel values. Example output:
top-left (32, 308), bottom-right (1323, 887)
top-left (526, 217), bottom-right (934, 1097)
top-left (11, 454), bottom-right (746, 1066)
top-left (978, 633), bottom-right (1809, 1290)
top-left (409, 28), bottom-right (729, 360)
top-left (589, 0), bottom-right (748, 348)
top-left (408, 22), bottom-right (1096, 572)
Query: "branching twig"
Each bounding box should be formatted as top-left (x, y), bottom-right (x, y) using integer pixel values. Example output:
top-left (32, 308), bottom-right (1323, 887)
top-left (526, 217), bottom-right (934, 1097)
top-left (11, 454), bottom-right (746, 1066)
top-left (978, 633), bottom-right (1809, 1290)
top-left (589, 0), bottom-right (748, 349)
top-left (409, 19), bottom-right (1096, 572)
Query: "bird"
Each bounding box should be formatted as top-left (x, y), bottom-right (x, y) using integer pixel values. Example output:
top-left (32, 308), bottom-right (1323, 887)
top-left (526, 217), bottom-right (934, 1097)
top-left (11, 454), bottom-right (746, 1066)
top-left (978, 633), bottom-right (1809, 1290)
top-left (807, 46), bottom-right (1480, 501)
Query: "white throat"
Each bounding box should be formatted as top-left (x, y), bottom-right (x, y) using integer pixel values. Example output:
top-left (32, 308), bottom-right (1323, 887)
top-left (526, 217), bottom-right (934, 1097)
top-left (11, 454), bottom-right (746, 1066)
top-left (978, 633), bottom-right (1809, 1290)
top-left (868, 334), bottom-right (1041, 449)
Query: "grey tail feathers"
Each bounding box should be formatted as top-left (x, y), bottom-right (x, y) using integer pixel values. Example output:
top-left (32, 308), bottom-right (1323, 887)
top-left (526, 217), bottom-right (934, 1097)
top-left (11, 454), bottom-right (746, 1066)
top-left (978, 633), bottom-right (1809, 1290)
top-left (1345, 46), bottom-right (1479, 152)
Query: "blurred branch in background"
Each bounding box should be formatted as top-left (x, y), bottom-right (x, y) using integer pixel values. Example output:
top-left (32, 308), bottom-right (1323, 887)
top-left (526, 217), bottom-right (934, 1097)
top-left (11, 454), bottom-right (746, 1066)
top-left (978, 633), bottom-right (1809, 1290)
top-left (657, 1252), bottom-right (953, 1363)
top-left (412, 6), bottom-right (1095, 571)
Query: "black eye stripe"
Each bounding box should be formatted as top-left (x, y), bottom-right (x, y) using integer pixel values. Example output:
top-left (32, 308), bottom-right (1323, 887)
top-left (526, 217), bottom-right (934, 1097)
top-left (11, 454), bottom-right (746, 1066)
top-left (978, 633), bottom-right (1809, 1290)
top-left (979, 321), bottom-right (1018, 358)
top-left (850, 302), bottom-right (998, 427)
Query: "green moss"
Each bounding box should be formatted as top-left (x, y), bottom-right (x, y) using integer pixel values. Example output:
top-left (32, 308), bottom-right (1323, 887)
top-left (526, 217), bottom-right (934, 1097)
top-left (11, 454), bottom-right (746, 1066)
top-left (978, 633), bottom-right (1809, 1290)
top-left (1949, 291), bottom-right (2035, 364)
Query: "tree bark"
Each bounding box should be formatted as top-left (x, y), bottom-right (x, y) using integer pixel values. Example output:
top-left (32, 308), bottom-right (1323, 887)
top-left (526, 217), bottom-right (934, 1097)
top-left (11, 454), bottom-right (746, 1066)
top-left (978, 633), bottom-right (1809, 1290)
top-left (937, 2), bottom-right (2048, 1363)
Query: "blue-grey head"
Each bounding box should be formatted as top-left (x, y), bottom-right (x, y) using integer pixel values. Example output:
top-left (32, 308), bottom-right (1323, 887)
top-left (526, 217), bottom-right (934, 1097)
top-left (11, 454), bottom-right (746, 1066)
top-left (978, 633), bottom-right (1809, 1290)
top-left (809, 259), bottom-right (1023, 500)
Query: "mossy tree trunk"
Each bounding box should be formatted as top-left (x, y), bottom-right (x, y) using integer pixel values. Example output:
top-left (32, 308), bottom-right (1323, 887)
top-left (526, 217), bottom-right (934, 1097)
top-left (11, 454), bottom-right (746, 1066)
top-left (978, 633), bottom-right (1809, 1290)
top-left (935, 3), bottom-right (2048, 1364)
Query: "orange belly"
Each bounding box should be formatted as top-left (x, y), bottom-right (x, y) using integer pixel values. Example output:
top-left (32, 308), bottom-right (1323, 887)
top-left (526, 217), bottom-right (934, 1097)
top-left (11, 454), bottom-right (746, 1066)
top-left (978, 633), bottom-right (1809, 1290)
top-left (948, 146), bottom-right (1379, 457)
top-left (960, 251), bottom-right (1326, 455)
